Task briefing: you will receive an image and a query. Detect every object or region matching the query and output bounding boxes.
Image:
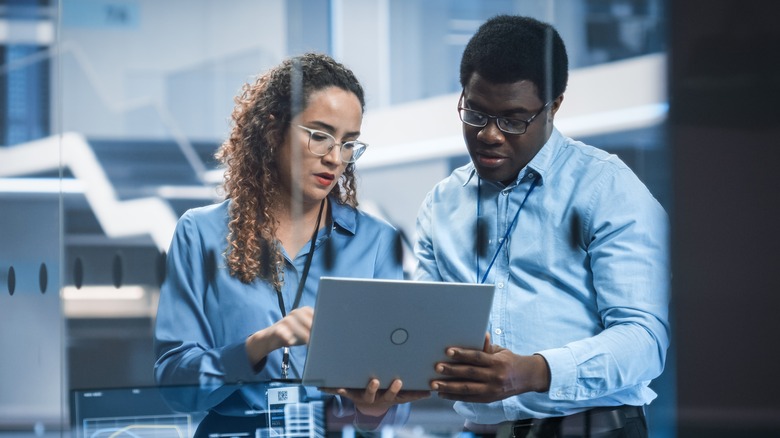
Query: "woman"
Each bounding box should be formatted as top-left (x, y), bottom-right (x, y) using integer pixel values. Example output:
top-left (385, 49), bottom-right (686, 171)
top-left (154, 53), bottom-right (427, 435)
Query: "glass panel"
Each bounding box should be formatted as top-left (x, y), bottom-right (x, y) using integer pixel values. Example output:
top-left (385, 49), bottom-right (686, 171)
top-left (57, 0), bottom-right (239, 415)
top-left (2, 0), bottom-right (673, 436)
top-left (0, 0), bottom-right (62, 432)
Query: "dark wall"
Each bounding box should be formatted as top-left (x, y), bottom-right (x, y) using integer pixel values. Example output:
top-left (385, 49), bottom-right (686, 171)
top-left (670, 1), bottom-right (780, 436)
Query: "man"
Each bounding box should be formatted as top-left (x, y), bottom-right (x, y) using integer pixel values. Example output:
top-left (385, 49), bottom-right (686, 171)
top-left (414, 15), bottom-right (670, 438)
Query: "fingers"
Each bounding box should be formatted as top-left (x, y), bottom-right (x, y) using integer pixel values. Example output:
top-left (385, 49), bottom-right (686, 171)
top-left (380, 379), bottom-right (403, 401)
top-left (431, 347), bottom-right (493, 395)
top-left (291, 306), bottom-right (314, 344)
top-left (292, 305), bottom-right (314, 321)
top-left (274, 307), bottom-right (314, 347)
top-left (274, 325), bottom-right (304, 347)
top-left (326, 379), bottom-right (432, 417)
top-left (436, 363), bottom-right (481, 385)
top-left (329, 379), bottom-right (382, 403)
top-left (440, 346), bottom-right (492, 370)
top-left (289, 306), bottom-right (314, 330)
top-left (430, 377), bottom-right (479, 393)
top-left (362, 378), bottom-right (383, 403)
top-left (431, 349), bottom-right (534, 403)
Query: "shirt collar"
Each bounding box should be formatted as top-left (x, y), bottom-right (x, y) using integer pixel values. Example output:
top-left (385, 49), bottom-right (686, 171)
top-left (461, 127), bottom-right (564, 188)
top-left (329, 196), bottom-right (357, 235)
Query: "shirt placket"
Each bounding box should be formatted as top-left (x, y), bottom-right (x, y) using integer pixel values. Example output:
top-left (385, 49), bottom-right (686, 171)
top-left (491, 186), bottom-right (513, 344)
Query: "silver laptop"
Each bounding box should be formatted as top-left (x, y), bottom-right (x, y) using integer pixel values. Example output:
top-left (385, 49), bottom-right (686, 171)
top-left (301, 277), bottom-right (495, 391)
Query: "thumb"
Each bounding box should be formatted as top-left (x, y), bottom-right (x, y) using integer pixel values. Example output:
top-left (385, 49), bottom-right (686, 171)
top-left (483, 331), bottom-right (492, 352)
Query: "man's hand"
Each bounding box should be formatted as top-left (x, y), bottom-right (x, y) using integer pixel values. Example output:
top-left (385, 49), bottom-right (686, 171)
top-left (323, 378), bottom-right (430, 418)
top-left (430, 334), bottom-right (551, 403)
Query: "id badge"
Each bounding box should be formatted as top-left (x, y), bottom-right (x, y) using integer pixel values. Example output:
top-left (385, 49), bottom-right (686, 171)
top-left (266, 384), bottom-right (326, 438)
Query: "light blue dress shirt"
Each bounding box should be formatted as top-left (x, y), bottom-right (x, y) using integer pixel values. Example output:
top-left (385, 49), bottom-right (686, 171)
top-left (414, 128), bottom-right (670, 424)
top-left (154, 197), bottom-right (404, 417)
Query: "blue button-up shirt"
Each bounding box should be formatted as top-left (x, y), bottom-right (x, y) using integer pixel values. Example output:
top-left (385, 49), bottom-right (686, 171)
top-left (414, 128), bottom-right (670, 424)
top-left (154, 197), bottom-right (404, 415)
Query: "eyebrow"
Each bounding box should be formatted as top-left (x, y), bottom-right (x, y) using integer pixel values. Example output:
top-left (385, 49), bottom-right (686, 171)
top-left (464, 98), bottom-right (535, 118)
top-left (306, 120), bottom-right (361, 139)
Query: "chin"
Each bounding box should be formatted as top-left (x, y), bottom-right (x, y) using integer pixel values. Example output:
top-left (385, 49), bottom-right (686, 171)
top-left (314, 187), bottom-right (333, 201)
top-left (473, 167), bottom-right (504, 183)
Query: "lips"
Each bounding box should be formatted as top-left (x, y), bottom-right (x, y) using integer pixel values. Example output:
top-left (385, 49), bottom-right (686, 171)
top-left (474, 151), bottom-right (508, 168)
top-left (314, 172), bottom-right (335, 186)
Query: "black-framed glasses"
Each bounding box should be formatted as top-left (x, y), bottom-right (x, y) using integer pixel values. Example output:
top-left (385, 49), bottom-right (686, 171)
top-left (295, 125), bottom-right (368, 163)
top-left (457, 94), bottom-right (552, 135)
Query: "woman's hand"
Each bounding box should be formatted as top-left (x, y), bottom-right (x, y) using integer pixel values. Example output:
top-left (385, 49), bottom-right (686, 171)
top-left (245, 306), bottom-right (314, 367)
top-left (323, 378), bottom-right (431, 418)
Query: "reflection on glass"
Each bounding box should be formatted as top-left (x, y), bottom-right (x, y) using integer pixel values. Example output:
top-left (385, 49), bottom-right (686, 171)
top-left (0, 0), bottom-right (670, 435)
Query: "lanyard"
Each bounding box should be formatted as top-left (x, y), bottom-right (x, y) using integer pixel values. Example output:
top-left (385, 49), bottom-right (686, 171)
top-left (477, 175), bottom-right (538, 284)
top-left (277, 198), bottom-right (325, 379)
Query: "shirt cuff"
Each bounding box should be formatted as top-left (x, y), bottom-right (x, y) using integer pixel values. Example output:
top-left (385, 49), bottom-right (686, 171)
top-left (537, 347), bottom-right (578, 401)
top-left (220, 341), bottom-right (264, 382)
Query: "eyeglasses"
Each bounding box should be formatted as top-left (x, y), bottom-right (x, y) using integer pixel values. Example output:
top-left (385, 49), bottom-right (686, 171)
top-left (295, 125), bottom-right (368, 163)
top-left (457, 95), bottom-right (552, 135)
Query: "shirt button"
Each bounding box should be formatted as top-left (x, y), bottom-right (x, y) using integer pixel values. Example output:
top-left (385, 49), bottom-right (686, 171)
top-left (494, 328), bottom-right (502, 335)
top-left (528, 172), bottom-right (535, 179)
top-left (501, 191), bottom-right (508, 196)
top-left (497, 282), bottom-right (504, 288)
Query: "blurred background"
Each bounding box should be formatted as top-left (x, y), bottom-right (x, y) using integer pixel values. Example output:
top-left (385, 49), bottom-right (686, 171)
top-left (0, 0), bottom-right (778, 437)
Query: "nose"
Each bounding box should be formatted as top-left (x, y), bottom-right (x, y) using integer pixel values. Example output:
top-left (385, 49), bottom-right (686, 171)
top-left (322, 143), bottom-right (343, 164)
top-left (476, 118), bottom-right (505, 145)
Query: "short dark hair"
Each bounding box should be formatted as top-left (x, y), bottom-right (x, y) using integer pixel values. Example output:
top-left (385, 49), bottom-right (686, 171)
top-left (460, 15), bottom-right (569, 102)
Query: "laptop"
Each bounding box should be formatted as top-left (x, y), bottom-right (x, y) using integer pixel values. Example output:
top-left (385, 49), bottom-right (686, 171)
top-left (302, 277), bottom-right (495, 391)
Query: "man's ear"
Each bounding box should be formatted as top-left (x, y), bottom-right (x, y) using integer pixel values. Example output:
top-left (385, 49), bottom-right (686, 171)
top-left (550, 94), bottom-right (564, 118)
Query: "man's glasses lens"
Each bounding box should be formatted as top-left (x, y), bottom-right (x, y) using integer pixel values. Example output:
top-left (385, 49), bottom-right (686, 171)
top-left (458, 108), bottom-right (529, 135)
top-left (460, 109), bottom-right (488, 126)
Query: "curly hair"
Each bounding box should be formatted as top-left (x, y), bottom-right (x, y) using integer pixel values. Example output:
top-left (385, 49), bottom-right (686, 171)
top-left (216, 53), bottom-right (366, 288)
top-left (460, 15), bottom-right (569, 103)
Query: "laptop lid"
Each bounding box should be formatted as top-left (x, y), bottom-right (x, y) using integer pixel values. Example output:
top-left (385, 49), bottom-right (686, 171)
top-left (302, 277), bottom-right (495, 391)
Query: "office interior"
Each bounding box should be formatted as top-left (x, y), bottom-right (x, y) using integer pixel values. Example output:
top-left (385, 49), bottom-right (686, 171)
top-left (1, 0), bottom-right (778, 437)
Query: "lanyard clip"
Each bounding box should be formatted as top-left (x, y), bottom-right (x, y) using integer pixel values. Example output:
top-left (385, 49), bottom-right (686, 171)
top-left (281, 347), bottom-right (290, 379)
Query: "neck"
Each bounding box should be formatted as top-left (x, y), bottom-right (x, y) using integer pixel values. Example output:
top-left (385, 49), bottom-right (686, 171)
top-left (277, 196), bottom-right (326, 225)
top-left (274, 197), bottom-right (327, 258)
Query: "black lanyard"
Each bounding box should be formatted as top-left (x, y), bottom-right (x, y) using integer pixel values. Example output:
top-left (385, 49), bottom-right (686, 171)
top-left (277, 198), bottom-right (325, 378)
